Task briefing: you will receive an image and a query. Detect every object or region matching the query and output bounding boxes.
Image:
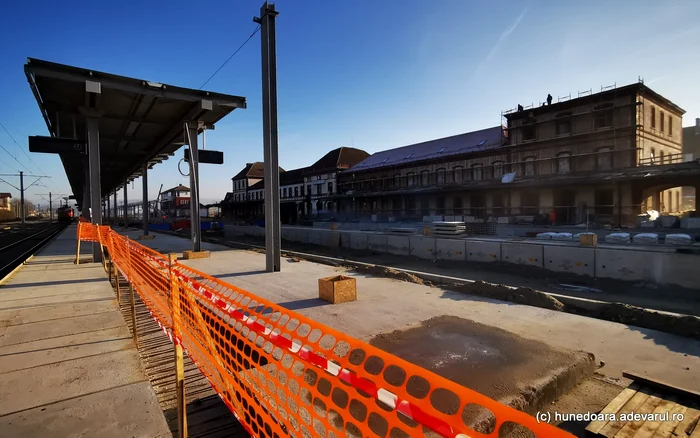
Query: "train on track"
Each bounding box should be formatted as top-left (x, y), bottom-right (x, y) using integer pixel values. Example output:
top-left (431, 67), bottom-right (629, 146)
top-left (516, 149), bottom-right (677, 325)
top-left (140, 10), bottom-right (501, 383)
top-left (56, 206), bottom-right (75, 223)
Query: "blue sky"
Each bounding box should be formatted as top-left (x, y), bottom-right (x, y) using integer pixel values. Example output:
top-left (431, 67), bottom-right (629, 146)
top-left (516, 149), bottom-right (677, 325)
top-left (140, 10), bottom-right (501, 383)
top-left (1, 0), bottom-right (699, 207)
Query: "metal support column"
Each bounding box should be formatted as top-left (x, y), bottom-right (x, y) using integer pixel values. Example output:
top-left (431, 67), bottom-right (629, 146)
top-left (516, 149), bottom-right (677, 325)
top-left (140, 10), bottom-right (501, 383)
top-left (87, 117), bottom-right (102, 263)
top-left (256, 2), bottom-right (281, 272)
top-left (107, 196), bottom-right (111, 223)
top-left (123, 180), bottom-right (128, 226)
top-left (113, 191), bottom-right (118, 225)
top-left (19, 171), bottom-right (25, 228)
top-left (142, 163), bottom-right (149, 235)
top-left (186, 123), bottom-right (201, 252)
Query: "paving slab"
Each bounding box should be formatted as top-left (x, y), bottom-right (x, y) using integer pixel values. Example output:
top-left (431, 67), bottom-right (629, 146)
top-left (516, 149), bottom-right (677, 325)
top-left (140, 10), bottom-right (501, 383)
top-left (142, 232), bottom-right (700, 393)
top-left (0, 225), bottom-right (169, 435)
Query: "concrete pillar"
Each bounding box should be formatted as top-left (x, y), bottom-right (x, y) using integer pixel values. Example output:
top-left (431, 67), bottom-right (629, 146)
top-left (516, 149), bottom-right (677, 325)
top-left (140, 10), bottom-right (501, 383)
top-left (87, 117), bottom-right (102, 263)
top-left (142, 163), bottom-right (149, 235)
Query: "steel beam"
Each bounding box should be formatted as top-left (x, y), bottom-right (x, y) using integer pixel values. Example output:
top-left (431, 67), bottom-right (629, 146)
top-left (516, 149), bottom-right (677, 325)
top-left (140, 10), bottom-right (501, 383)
top-left (258, 2), bottom-right (281, 272)
top-left (123, 179), bottom-right (128, 224)
top-left (142, 163), bottom-right (149, 235)
top-left (187, 123), bottom-right (201, 252)
top-left (87, 116), bottom-right (102, 262)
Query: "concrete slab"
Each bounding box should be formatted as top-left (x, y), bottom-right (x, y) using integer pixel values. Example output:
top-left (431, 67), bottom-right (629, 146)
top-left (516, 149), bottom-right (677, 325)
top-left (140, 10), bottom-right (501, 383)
top-left (386, 235), bottom-right (410, 256)
top-left (466, 240), bottom-right (501, 263)
top-left (349, 232), bottom-right (368, 251)
top-left (339, 231), bottom-right (352, 249)
top-left (544, 246), bottom-right (595, 277)
top-left (409, 236), bottom-right (436, 260)
top-left (0, 381), bottom-right (168, 438)
top-left (0, 225), bottom-right (169, 435)
top-left (160, 231), bottom-right (700, 392)
top-left (502, 242), bottom-right (544, 267)
top-left (308, 229), bottom-right (340, 248)
top-left (595, 249), bottom-right (656, 283)
top-left (371, 315), bottom-right (594, 413)
top-left (367, 234), bottom-right (387, 252)
top-left (435, 238), bottom-right (467, 261)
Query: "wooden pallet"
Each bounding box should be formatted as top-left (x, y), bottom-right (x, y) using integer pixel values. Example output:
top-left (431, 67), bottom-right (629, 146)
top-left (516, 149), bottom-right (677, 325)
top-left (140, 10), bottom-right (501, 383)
top-left (586, 372), bottom-right (700, 438)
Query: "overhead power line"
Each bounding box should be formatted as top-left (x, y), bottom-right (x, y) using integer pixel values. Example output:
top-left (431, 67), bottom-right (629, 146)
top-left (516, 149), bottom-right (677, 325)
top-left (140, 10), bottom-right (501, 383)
top-left (0, 141), bottom-right (27, 173)
top-left (0, 120), bottom-right (45, 174)
top-left (199, 25), bottom-right (261, 90)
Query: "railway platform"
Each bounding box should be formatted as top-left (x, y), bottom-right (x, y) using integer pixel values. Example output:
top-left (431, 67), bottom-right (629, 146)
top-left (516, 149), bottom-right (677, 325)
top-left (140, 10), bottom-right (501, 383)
top-left (0, 224), bottom-right (170, 437)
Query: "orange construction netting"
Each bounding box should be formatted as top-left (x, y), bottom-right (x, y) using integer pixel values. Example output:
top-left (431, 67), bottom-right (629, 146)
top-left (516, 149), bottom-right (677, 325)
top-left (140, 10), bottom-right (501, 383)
top-left (77, 222), bottom-right (573, 438)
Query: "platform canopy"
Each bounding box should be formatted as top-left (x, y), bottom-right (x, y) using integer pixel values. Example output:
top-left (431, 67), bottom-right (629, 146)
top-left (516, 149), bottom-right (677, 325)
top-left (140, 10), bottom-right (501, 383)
top-left (25, 58), bottom-right (246, 207)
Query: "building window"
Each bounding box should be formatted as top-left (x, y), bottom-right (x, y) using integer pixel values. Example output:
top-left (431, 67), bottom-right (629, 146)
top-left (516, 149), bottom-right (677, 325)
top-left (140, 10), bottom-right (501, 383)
top-left (328, 182), bottom-right (333, 193)
top-left (420, 170), bottom-right (430, 186)
top-left (471, 163), bottom-right (483, 181)
top-left (261, 192), bottom-right (264, 199)
top-left (596, 147), bottom-right (613, 170)
top-left (436, 168), bottom-right (446, 184)
top-left (650, 147), bottom-right (656, 164)
top-left (407, 172), bottom-right (416, 187)
top-left (651, 106), bottom-right (656, 129)
top-left (660, 111), bottom-right (665, 132)
top-left (594, 103), bottom-right (614, 129)
top-left (453, 197), bottom-right (463, 214)
top-left (521, 191), bottom-right (539, 215)
top-left (523, 156), bottom-right (536, 176)
top-left (307, 185), bottom-right (311, 196)
top-left (453, 166), bottom-right (464, 183)
top-left (294, 187), bottom-right (299, 197)
top-left (283, 188), bottom-right (287, 198)
top-left (555, 112), bottom-right (572, 136)
top-left (522, 120), bottom-right (536, 141)
top-left (668, 115), bottom-right (673, 136)
top-left (493, 161), bottom-right (504, 179)
top-left (316, 184), bottom-right (322, 195)
top-left (556, 152), bottom-right (571, 174)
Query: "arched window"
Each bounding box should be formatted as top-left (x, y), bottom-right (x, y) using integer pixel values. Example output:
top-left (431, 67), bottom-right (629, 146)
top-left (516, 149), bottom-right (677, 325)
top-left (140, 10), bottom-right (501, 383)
top-left (420, 170), bottom-right (430, 186)
top-left (660, 111), bottom-right (665, 132)
top-left (651, 106), bottom-right (656, 129)
top-left (436, 168), bottom-right (446, 184)
top-left (556, 152), bottom-right (571, 174)
top-left (407, 172), bottom-right (416, 187)
top-left (453, 166), bottom-right (464, 183)
top-left (394, 174), bottom-right (401, 188)
top-left (596, 147), bottom-right (613, 170)
top-left (472, 163), bottom-right (483, 181)
top-left (650, 147), bottom-right (656, 164)
top-left (523, 156), bottom-right (536, 176)
top-left (493, 161), bottom-right (504, 179)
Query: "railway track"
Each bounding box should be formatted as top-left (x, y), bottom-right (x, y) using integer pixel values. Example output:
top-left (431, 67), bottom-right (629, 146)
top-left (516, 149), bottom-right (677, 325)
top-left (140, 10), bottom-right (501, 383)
top-left (0, 222), bottom-right (70, 280)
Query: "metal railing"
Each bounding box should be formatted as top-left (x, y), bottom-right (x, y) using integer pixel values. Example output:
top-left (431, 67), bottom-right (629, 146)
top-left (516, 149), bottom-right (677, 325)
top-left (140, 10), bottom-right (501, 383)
top-left (76, 222), bottom-right (573, 438)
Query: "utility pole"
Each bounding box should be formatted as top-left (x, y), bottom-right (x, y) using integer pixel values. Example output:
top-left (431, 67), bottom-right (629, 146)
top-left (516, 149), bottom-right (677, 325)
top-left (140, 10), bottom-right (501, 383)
top-left (49, 192), bottom-right (53, 224)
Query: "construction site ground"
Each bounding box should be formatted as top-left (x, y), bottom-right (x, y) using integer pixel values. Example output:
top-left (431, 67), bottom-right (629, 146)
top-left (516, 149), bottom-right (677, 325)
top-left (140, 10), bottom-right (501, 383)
top-left (138, 230), bottom-right (700, 434)
top-left (218, 232), bottom-right (700, 317)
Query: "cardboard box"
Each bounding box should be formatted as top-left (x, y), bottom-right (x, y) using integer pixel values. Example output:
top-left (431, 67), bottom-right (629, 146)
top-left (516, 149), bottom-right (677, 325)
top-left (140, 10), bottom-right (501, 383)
top-left (579, 234), bottom-right (598, 247)
top-left (318, 275), bottom-right (357, 304)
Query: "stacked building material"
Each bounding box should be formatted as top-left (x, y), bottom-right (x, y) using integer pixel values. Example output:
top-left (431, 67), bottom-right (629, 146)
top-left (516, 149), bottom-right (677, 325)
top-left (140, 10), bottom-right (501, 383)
top-left (432, 221), bottom-right (466, 236)
top-left (665, 233), bottom-right (692, 245)
top-left (387, 228), bottom-right (416, 235)
top-left (632, 233), bottom-right (659, 245)
top-left (605, 233), bottom-right (631, 244)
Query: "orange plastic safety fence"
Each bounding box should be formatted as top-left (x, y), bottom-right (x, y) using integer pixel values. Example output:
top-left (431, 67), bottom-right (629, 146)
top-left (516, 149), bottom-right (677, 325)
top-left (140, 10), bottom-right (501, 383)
top-left (77, 224), bottom-right (573, 438)
top-left (77, 222), bottom-right (99, 243)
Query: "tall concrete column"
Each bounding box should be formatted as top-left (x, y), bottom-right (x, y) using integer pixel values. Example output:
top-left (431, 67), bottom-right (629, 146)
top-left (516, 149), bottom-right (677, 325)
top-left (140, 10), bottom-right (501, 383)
top-left (142, 163), bottom-right (149, 235)
top-left (651, 192), bottom-right (661, 211)
top-left (113, 192), bottom-right (117, 224)
top-left (87, 117), bottom-right (102, 263)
